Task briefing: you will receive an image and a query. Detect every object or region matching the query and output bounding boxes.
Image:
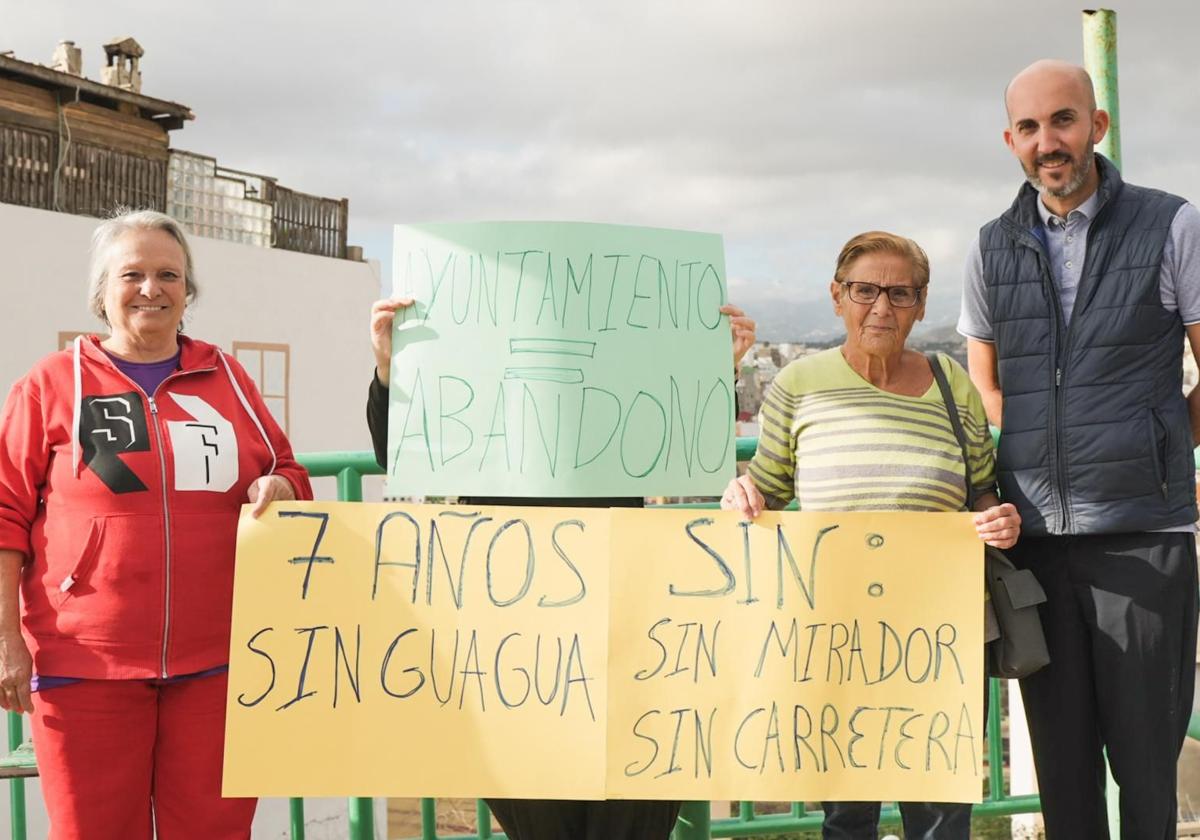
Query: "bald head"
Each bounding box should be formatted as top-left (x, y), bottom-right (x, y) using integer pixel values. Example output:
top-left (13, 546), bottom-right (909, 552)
top-left (1001, 59), bottom-right (1108, 210)
top-left (1005, 60), bottom-right (1097, 121)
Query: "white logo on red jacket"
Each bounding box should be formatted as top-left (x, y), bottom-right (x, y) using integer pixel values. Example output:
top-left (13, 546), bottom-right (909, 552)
top-left (167, 394), bottom-right (240, 492)
top-left (79, 392), bottom-right (151, 494)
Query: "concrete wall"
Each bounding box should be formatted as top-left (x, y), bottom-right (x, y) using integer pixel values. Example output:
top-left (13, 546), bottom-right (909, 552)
top-left (0, 202), bottom-right (387, 836)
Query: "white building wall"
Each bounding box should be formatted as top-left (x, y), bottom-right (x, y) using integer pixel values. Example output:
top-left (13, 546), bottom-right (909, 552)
top-left (0, 201), bottom-right (389, 837)
top-left (0, 201), bottom-right (385, 490)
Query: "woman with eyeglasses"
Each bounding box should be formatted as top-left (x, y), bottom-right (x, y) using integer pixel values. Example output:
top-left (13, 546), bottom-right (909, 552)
top-left (720, 230), bottom-right (1021, 840)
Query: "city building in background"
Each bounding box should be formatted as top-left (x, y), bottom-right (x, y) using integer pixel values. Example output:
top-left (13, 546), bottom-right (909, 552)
top-left (0, 37), bottom-right (352, 259)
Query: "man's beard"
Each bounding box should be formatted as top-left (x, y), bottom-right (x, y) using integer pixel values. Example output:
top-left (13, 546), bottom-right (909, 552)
top-left (1024, 143), bottom-right (1094, 199)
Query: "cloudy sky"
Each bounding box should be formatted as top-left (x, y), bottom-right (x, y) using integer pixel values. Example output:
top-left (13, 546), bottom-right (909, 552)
top-left (6, 1), bottom-right (1200, 338)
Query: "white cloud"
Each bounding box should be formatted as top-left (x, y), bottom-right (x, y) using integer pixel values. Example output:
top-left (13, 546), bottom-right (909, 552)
top-left (5, 0), bottom-right (1200, 337)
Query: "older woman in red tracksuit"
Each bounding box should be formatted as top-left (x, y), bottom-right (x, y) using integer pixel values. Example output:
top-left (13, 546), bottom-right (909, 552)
top-left (0, 210), bottom-right (312, 839)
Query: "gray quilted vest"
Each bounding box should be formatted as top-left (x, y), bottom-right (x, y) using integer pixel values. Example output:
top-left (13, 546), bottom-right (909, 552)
top-left (981, 155), bottom-right (1196, 536)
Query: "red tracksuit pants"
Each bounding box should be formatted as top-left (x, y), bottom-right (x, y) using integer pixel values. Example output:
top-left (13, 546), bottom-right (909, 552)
top-left (30, 672), bottom-right (255, 839)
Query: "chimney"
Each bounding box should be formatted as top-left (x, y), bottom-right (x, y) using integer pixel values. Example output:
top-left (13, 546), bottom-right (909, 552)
top-left (50, 40), bottom-right (82, 76)
top-left (100, 36), bottom-right (143, 93)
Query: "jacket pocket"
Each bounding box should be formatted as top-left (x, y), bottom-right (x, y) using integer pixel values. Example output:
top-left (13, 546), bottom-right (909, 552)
top-left (50, 513), bottom-right (163, 645)
top-left (1148, 408), bottom-right (1170, 500)
top-left (52, 518), bottom-right (106, 606)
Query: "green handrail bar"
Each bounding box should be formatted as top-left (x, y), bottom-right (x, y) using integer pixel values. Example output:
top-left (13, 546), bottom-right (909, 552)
top-left (327, 462), bottom-right (374, 840)
top-left (347, 797), bottom-right (374, 840)
top-left (674, 802), bottom-right (710, 839)
top-left (294, 441), bottom-right (1042, 840)
top-left (9, 436), bottom-right (1200, 839)
top-left (987, 679), bottom-right (1003, 802)
top-left (421, 798), bottom-right (438, 840)
top-left (475, 799), bottom-right (494, 839)
top-left (289, 797), bottom-right (306, 840)
top-left (7, 712), bottom-right (25, 840)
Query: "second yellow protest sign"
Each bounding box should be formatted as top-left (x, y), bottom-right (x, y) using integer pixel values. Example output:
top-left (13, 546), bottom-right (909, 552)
top-left (608, 509), bottom-right (983, 803)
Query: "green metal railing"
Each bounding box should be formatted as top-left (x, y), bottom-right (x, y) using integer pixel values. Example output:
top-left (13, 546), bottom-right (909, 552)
top-left (295, 442), bottom-right (1046, 840)
top-left (5, 713), bottom-right (26, 840)
top-left (6, 438), bottom-right (1198, 839)
top-left (287, 451), bottom-right (380, 840)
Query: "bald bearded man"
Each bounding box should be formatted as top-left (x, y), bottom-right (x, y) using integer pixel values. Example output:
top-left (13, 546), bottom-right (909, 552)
top-left (959, 59), bottom-right (1200, 838)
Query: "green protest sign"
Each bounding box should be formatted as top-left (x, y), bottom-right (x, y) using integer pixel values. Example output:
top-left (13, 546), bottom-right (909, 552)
top-left (386, 221), bottom-right (735, 497)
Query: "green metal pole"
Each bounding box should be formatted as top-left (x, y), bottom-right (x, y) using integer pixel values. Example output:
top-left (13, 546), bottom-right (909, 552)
top-left (289, 798), bottom-right (305, 840)
top-left (475, 799), bottom-right (493, 839)
top-left (1082, 8), bottom-right (1121, 170)
top-left (335, 466), bottom-right (374, 839)
top-left (348, 797), bottom-right (374, 840)
top-left (7, 712), bottom-right (25, 840)
top-left (337, 467), bottom-right (365, 503)
top-left (1105, 747), bottom-right (1120, 839)
top-left (987, 678), bottom-right (1004, 801)
top-left (1085, 14), bottom-right (1122, 838)
top-left (674, 801), bottom-right (711, 840)
top-left (420, 798), bottom-right (437, 840)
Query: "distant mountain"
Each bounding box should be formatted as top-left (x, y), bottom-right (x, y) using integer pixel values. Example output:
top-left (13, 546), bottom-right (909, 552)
top-left (909, 321), bottom-right (967, 346)
top-left (749, 295), bottom-right (963, 345)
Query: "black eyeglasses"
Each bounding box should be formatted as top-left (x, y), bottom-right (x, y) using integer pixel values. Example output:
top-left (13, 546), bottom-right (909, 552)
top-left (838, 280), bottom-right (925, 308)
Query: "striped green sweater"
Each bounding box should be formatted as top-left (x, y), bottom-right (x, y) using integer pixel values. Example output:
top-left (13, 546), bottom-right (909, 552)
top-left (747, 348), bottom-right (997, 512)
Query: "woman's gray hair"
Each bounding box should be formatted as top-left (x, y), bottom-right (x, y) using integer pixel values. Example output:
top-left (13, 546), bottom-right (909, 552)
top-left (87, 209), bottom-right (198, 326)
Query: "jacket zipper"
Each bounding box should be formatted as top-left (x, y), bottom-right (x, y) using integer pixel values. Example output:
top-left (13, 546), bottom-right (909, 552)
top-left (146, 370), bottom-right (211, 679)
top-left (1052, 195), bottom-right (1113, 533)
top-left (1010, 192), bottom-right (1115, 534)
top-left (146, 395), bottom-right (173, 678)
top-left (1006, 222), bottom-right (1070, 534)
top-left (82, 352), bottom-right (216, 678)
top-left (1041, 249), bottom-right (1072, 535)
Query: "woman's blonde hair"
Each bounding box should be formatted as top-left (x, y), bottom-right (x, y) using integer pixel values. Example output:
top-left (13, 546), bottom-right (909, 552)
top-left (833, 230), bottom-right (930, 287)
top-left (87, 208), bottom-right (198, 326)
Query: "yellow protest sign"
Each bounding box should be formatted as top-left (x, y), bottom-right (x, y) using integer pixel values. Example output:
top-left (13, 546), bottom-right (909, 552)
top-left (222, 503), bottom-right (609, 798)
top-left (607, 509), bottom-right (983, 803)
top-left (224, 504), bottom-right (982, 803)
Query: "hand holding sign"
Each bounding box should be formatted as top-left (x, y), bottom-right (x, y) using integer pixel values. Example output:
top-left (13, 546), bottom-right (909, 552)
top-left (247, 474), bottom-right (297, 519)
top-left (720, 303), bottom-right (757, 372)
top-left (370, 296), bottom-right (415, 387)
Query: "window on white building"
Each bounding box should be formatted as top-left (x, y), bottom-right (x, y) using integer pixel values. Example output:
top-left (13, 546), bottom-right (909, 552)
top-left (232, 342), bottom-right (290, 434)
top-left (58, 331), bottom-right (89, 350)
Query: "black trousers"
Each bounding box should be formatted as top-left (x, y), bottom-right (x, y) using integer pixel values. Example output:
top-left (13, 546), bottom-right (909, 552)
top-left (821, 681), bottom-right (988, 839)
top-left (821, 800), bottom-right (971, 840)
top-left (485, 798), bottom-right (682, 840)
top-left (1011, 532), bottom-right (1198, 840)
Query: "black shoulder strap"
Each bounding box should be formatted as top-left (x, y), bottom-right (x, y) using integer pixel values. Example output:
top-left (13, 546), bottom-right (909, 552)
top-left (926, 352), bottom-right (975, 511)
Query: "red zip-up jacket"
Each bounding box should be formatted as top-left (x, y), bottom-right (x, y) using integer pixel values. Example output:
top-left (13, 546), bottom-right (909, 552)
top-left (0, 335), bottom-right (313, 679)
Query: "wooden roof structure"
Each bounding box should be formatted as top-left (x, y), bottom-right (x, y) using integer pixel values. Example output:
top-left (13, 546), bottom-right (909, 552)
top-left (0, 52), bottom-right (192, 130)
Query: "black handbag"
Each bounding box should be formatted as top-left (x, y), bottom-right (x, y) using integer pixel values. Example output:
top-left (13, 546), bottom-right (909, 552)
top-left (926, 354), bottom-right (1050, 679)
